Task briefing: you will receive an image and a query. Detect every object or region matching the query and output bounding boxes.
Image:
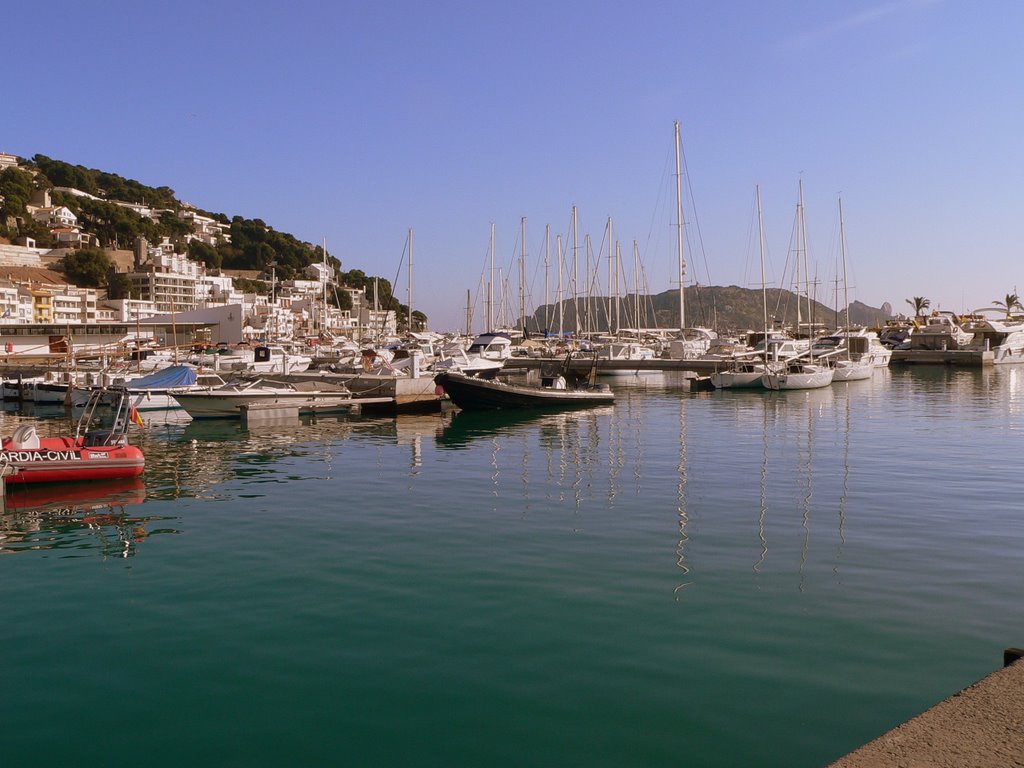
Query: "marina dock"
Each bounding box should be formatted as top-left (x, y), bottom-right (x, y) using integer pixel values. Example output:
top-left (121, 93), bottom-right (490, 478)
top-left (829, 650), bottom-right (1024, 767)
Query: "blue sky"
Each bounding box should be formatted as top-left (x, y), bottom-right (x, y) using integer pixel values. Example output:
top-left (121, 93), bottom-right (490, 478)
top-left (5, 0), bottom-right (1021, 330)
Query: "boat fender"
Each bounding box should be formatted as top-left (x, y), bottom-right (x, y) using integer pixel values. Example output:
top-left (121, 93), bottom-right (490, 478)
top-left (434, 384), bottom-right (445, 396)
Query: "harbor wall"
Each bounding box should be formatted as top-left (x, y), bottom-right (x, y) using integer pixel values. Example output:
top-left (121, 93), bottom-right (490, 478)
top-left (828, 650), bottom-right (1024, 767)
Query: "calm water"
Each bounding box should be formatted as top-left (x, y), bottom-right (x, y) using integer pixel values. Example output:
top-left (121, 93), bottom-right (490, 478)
top-left (3, 366), bottom-right (1024, 767)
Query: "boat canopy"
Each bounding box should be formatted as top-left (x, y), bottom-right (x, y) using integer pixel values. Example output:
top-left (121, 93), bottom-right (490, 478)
top-left (127, 365), bottom-right (198, 389)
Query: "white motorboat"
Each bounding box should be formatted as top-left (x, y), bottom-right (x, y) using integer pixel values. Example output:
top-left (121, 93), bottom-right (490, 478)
top-left (467, 332), bottom-right (513, 362)
top-left (959, 312), bottom-right (1024, 364)
top-left (169, 378), bottom-right (355, 419)
top-left (813, 328), bottom-right (892, 369)
top-left (190, 344), bottom-right (312, 374)
top-left (664, 327), bottom-right (718, 360)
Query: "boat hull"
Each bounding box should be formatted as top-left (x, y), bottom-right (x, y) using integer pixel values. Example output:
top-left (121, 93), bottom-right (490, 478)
top-left (761, 368), bottom-right (834, 390)
top-left (710, 367), bottom-right (765, 389)
top-left (171, 391), bottom-right (355, 419)
top-left (435, 372), bottom-right (615, 411)
top-left (0, 438), bottom-right (145, 484)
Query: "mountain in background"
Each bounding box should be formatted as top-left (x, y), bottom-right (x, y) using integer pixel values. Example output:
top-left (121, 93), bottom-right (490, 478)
top-left (523, 285), bottom-right (893, 334)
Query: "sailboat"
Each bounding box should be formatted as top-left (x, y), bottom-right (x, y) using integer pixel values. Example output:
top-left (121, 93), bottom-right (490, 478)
top-left (712, 185), bottom-right (771, 389)
top-left (829, 196), bottom-right (874, 382)
top-left (664, 121), bottom-right (718, 360)
top-left (761, 181), bottom-right (834, 390)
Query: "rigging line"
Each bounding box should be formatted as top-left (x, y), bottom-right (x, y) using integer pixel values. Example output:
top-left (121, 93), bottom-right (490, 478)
top-left (678, 137), bottom-right (713, 287)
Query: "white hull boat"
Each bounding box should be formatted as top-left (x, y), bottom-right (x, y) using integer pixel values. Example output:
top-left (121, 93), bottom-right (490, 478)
top-left (762, 363), bottom-right (834, 390)
top-left (169, 379), bottom-right (354, 419)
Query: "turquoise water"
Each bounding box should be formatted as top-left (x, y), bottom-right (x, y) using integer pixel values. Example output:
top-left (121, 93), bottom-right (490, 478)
top-left (3, 366), bottom-right (1023, 767)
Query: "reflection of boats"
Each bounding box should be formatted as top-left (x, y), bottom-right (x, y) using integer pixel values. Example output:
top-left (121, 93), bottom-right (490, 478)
top-left (436, 405), bottom-right (614, 448)
top-left (1, 477), bottom-right (153, 557)
top-left (0, 389), bottom-right (145, 484)
top-left (169, 378), bottom-right (355, 419)
top-left (434, 370), bottom-right (614, 411)
top-left (3, 477), bottom-right (146, 513)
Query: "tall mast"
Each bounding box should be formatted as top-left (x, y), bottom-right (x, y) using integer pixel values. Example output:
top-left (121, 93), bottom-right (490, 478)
top-left (407, 227), bottom-right (413, 334)
top-left (839, 194), bottom-right (850, 355)
top-left (543, 224), bottom-right (550, 333)
top-left (322, 237), bottom-right (328, 335)
top-left (633, 239), bottom-right (640, 330)
top-left (674, 121), bottom-right (686, 331)
top-left (465, 289), bottom-right (472, 337)
top-left (519, 216), bottom-right (527, 338)
top-left (557, 233), bottom-right (564, 337)
top-left (607, 216), bottom-right (614, 334)
top-left (572, 206), bottom-right (579, 336)
top-left (610, 240), bottom-right (618, 331)
top-left (487, 223), bottom-right (495, 331)
top-left (584, 233), bottom-right (592, 337)
top-left (799, 179), bottom-right (811, 352)
top-left (757, 185), bottom-right (768, 342)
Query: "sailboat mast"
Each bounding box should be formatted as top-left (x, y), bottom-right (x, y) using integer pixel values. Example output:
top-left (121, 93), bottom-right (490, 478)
top-left (572, 206), bottom-right (579, 337)
top-left (543, 224), bottom-right (550, 333)
top-left (674, 121), bottom-right (686, 332)
top-left (584, 233), bottom-right (592, 337)
top-left (610, 241), bottom-right (618, 331)
top-left (557, 233), bottom-right (564, 337)
top-left (633, 239), bottom-right (640, 330)
top-left (487, 223), bottom-right (495, 331)
top-left (519, 216), bottom-right (527, 338)
top-left (407, 228), bottom-right (413, 334)
top-left (757, 185), bottom-right (768, 341)
top-left (321, 237), bottom-right (328, 336)
top-left (839, 195), bottom-right (850, 351)
top-left (798, 179), bottom-right (812, 358)
top-left (606, 217), bottom-right (613, 334)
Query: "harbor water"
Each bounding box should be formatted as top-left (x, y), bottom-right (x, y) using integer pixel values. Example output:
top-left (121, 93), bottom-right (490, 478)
top-left (3, 366), bottom-right (1023, 767)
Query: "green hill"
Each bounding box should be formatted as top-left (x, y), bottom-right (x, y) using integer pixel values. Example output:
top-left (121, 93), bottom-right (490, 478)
top-left (526, 285), bottom-right (892, 335)
top-left (0, 154), bottom-right (415, 320)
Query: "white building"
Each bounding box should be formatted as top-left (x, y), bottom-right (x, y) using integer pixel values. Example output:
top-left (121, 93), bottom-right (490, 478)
top-left (196, 272), bottom-right (244, 306)
top-left (178, 210), bottom-right (231, 246)
top-left (125, 252), bottom-right (202, 313)
top-left (51, 287), bottom-right (99, 324)
top-left (31, 205), bottom-right (78, 228)
top-left (102, 298), bottom-right (161, 322)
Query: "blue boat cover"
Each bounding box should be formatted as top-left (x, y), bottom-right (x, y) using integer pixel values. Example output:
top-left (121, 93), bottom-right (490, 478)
top-left (127, 365), bottom-right (198, 390)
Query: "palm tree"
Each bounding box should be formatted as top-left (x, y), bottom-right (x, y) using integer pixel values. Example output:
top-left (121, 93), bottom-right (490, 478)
top-left (906, 296), bottom-right (930, 319)
top-left (992, 292), bottom-right (1022, 318)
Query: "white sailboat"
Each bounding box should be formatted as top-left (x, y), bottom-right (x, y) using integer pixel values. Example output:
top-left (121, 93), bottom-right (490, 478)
top-left (712, 185), bottom-right (770, 389)
top-left (664, 121), bottom-right (717, 360)
top-left (762, 181), bottom-right (834, 390)
top-left (830, 196), bottom-right (874, 382)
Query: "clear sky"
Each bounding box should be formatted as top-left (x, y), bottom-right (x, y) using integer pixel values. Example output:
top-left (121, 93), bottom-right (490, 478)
top-left (5, 0), bottom-right (1021, 330)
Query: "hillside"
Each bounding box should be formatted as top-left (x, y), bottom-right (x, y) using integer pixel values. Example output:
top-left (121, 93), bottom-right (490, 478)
top-left (525, 285), bottom-right (893, 334)
top-left (0, 154), bottom-right (416, 319)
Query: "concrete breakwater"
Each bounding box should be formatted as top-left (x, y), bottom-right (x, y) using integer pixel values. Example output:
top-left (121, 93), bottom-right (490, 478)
top-left (829, 649), bottom-right (1024, 767)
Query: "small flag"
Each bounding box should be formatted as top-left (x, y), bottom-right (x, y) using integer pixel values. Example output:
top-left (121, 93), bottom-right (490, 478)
top-left (129, 405), bottom-right (144, 428)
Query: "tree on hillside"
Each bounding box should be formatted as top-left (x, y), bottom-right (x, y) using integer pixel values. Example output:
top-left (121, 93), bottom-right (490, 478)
top-left (63, 248), bottom-right (112, 288)
top-left (188, 240), bottom-right (222, 269)
top-left (992, 292), bottom-right (1022, 318)
top-left (906, 296), bottom-right (930, 319)
top-left (0, 167), bottom-right (35, 231)
top-left (107, 272), bottom-right (138, 299)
